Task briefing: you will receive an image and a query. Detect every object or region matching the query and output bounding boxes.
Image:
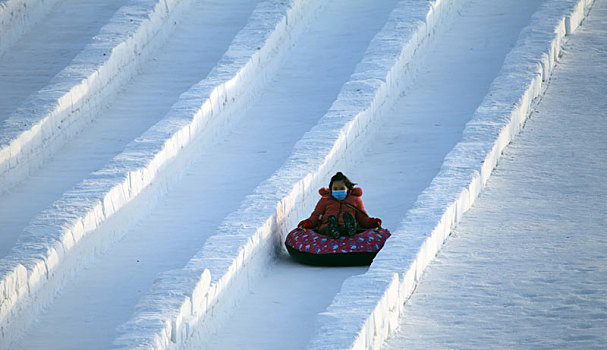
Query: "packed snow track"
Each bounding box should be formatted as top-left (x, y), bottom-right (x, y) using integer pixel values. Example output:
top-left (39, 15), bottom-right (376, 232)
top-left (383, 1), bottom-right (607, 346)
top-left (0, 0), bottom-right (599, 349)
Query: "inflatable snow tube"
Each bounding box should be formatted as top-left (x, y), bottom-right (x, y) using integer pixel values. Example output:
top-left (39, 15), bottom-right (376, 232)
top-left (285, 227), bottom-right (391, 266)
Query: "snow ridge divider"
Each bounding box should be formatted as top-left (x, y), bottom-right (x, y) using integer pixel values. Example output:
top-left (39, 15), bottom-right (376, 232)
top-left (0, 0), bottom-right (194, 193)
top-left (0, 0), bottom-right (320, 347)
top-left (0, 0), bottom-right (60, 57)
top-left (308, 0), bottom-right (596, 349)
top-left (112, 0), bottom-right (462, 348)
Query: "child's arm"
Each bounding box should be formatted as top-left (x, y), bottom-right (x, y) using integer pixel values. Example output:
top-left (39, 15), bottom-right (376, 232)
top-left (307, 199), bottom-right (326, 227)
top-left (353, 197), bottom-right (375, 228)
top-left (299, 198), bottom-right (325, 228)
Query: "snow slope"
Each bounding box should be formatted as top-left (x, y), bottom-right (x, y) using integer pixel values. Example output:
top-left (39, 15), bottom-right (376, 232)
top-left (137, 2), bottom-right (552, 348)
top-left (0, 0), bottom-right (256, 259)
top-left (11, 0), bottom-right (403, 348)
top-left (114, 0), bottom-right (463, 347)
top-left (0, 0), bottom-right (62, 57)
top-left (0, 0), bottom-right (601, 348)
top-left (383, 1), bottom-right (607, 347)
top-left (310, 0), bottom-right (594, 348)
top-left (204, 0), bottom-right (547, 349)
top-left (0, 0), bottom-right (262, 346)
top-left (0, 0), bottom-right (126, 123)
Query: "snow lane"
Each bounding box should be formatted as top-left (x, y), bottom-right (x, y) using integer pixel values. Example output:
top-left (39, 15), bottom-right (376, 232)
top-left (204, 0), bottom-right (546, 348)
top-left (14, 0), bottom-right (400, 348)
top-left (382, 1), bottom-right (607, 347)
top-left (350, 0), bottom-right (544, 232)
top-left (0, 0), bottom-right (128, 124)
top-left (205, 257), bottom-right (367, 350)
top-left (0, 0), bottom-right (257, 259)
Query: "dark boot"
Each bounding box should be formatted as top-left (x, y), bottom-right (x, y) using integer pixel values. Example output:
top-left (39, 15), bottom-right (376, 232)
top-left (343, 212), bottom-right (357, 236)
top-left (324, 215), bottom-right (341, 239)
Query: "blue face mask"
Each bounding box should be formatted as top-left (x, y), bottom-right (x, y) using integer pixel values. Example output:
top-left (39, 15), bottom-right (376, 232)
top-left (332, 190), bottom-right (347, 201)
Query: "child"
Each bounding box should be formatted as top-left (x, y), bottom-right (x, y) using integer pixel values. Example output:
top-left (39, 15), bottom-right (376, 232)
top-left (298, 172), bottom-right (381, 239)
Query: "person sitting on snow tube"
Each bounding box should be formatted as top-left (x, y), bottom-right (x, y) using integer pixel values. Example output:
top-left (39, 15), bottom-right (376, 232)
top-left (286, 172), bottom-right (388, 266)
top-left (297, 172), bottom-right (382, 238)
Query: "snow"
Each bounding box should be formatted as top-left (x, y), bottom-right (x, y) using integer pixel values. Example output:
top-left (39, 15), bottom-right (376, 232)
top-left (0, 0), bottom-right (258, 260)
top-left (0, 0), bottom-right (61, 56)
top-left (383, 1), bottom-right (607, 347)
top-left (0, 0), bottom-right (603, 348)
top-left (310, 0), bottom-right (595, 348)
top-left (0, 0), bottom-right (128, 126)
top-left (114, 0), bottom-right (417, 347)
top-left (205, 257), bottom-right (368, 350)
top-left (1, 0), bottom-right (299, 345)
top-left (117, 0), bottom-right (511, 348)
top-left (208, 0), bottom-right (558, 346)
top-left (3, 0), bottom-right (326, 347)
top-left (0, 0), bottom-right (189, 192)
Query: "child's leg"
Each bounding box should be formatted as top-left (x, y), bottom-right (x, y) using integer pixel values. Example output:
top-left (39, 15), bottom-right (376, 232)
top-left (342, 212), bottom-right (357, 236)
top-left (321, 215), bottom-right (341, 239)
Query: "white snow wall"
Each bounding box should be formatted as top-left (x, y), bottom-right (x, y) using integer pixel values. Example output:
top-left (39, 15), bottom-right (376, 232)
top-left (0, 0), bottom-right (198, 344)
top-left (0, 0), bottom-right (60, 57)
top-left (308, 0), bottom-right (596, 349)
top-left (0, 0), bottom-right (324, 347)
top-left (113, 0), bottom-right (465, 349)
top-left (0, 0), bottom-right (194, 193)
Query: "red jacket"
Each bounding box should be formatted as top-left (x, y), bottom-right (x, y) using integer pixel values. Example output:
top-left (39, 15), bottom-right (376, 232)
top-left (305, 187), bottom-right (374, 231)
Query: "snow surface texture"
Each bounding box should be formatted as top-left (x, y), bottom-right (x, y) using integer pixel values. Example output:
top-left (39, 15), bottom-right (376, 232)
top-left (200, 0), bottom-right (556, 348)
top-left (0, 0), bottom-right (596, 348)
top-left (5, 0), bottom-right (260, 348)
top-left (0, 0), bottom-right (257, 261)
top-left (114, 0), bottom-right (466, 348)
top-left (0, 0), bottom-right (321, 346)
top-left (309, 0), bottom-right (596, 349)
top-left (0, 0), bottom-right (128, 129)
top-left (15, 0), bottom-right (392, 347)
top-left (0, 0), bottom-right (59, 56)
top-left (0, 0), bottom-right (197, 341)
top-left (0, 0), bottom-right (191, 192)
top-left (383, 1), bottom-right (607, 346)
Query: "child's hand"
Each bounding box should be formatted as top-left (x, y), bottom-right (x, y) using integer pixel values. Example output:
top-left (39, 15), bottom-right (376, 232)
top-left (298, 219), bottom-right (313, 229)
top-left (369, 218), bottom-right (382, 228)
